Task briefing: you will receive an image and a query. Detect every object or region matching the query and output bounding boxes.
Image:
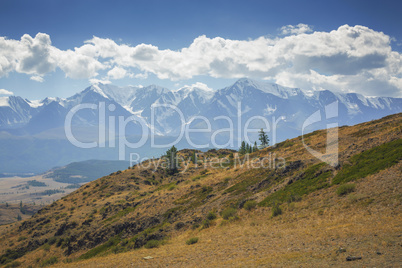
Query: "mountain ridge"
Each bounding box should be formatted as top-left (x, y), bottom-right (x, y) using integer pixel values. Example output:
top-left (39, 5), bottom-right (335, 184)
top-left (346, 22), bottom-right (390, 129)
top-left (1, 78), bottom-right (401, 137)
top-left (0, 78), bottom-right (401, 173)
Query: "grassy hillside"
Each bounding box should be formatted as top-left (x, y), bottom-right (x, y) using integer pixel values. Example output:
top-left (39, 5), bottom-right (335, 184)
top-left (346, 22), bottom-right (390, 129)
top-left (0, 113), bottom-right (401, 267)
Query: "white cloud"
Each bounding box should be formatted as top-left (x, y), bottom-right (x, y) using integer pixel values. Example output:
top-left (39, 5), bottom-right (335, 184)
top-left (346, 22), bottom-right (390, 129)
top-left (187, 82), bottom-right (214, 92)
top-left (89, 78), bottom-right (111, 85)
top-left (280, 23), bottom-right (313, 35)
top-left (0, 89), bottom-right (13, 95)
top-left (30, 75), bottom-right (44, 82)
top-left (134, 72), bottom-right (148, 79)
top-left (54, 48), bottom-right (106, 79)
top-left (107, 66), bottom-right (127, 79)
top-left (0, 33), bottom-right (57, 77)
top-left (0, 25), bottom-right (401, 97)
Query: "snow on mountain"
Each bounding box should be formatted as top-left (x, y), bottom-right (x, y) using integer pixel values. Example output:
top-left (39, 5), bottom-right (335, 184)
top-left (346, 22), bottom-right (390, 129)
top-left (174, 83), bottom-right (215, 103)
top-left (0, 78), bottom-right (401, 141)
top-left (27, 99), bottom-right (44, 108)
top-left (91, 84), bottom-right (140, 107)
top-left (0, 96), bottom-right (37, 128)
top-left (233, 78), bottom-right (304, 99)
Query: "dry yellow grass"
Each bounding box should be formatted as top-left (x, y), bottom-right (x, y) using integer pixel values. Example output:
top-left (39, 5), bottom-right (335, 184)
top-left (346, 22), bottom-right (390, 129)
top-left (1, 113), bottom-right (401, 267)
top-left (53, 162), bottom-right (402, 267)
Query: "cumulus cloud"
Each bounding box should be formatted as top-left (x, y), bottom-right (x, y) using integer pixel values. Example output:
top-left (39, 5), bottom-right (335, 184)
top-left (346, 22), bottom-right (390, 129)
top-left (280, 23), bottom-right (313, 35)
top-left (0, 25), bottom-right (401, 97)
top-left (0, 33), bottom-right (105, 79)
top-left (30, 75), bottom-right (44, 82)
top-left (0, 89), bottom-right (13, 95)
top-left (54, 48), bottom-right (106, 79)
top-left (107, 66), bottom-right (127, 79)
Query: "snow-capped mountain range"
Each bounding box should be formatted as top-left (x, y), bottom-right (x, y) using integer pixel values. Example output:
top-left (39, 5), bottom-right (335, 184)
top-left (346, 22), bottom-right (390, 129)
top-left (1, 78), bottom-right (401, 138)
top-left (1, 78), bottom-right (401, 174)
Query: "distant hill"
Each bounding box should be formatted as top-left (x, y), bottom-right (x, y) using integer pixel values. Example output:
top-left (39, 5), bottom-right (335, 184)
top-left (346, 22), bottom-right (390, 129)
top-left (0, 113), bottom-right (401, 267)
top-left (44, 160), bottom-right (131, 184)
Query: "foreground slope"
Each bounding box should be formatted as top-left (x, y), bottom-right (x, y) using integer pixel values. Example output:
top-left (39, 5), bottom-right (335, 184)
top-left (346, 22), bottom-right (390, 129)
top-left (0, 113), bottom-right (401, 267)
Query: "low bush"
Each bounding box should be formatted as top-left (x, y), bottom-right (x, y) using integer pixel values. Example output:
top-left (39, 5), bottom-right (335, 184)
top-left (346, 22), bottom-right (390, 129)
top-left (336, 183), bottom-right (356, 196)
top-left (206, 211), bottom-right (217, 220)
top-left (191, 175), bottom-right (202, 181)
top-left (201, 219), bottom-right (211, 229)
top-left (41, 257), bottom-right (58, 267)
top-left (4, 261), bottom-right (21, 268)
top-left (286, 194), bottom-right (302, 203)
top-left (200, 169), bottom-right (208, 175)
top-left (186, 237), bottom-right (199, 245)
top-left (167, 185), bottom-right (176, 191)
top-left (144, 240), bottom-right (160, 249)
top-left (243, 200), bottom-right (257, 211)
top-left (221, 208), bottom-right (237, 220)
top-left (271, 204), bottom-right (282, 217)
top-left (17, 236), bottom-right (27, 242)
top-left (223, 177), bottom-right (231, 184)
top-left (42, 244), bottom-right (50, 251)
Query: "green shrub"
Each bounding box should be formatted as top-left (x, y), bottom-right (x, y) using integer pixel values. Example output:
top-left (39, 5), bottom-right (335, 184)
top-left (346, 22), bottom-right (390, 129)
top-left (47, 237), bottom-right (57, 245)
top-left (144, 240), bottom-right (160, 249)
top-left (191, 175), bottom-right (202, 181)
top-left (42, 244), bottom-right (50, 251)
top-left (243, 200), bottom-right (257, 211)
top-left (332, 139), bottom-right (402, 184)
top-left (4, 261), bottom-right (21, 268)
top-left (78, 236), bottom-right (120, 260)
top-left (271, 204), bottom-right (282, 217)
top-left (17, 236), bottom-right (27, 242)
top-left (167, 185), bottom-right (176, 191)
top-left (221, 208), bottom-right (237, 220)
top-left (286, 194), bottom-right (302, 203)
top-left (201, 219), bottom-right (211, 229)
top-left (336, 183), bottom-right (356, 196)
top-left (206, 211), bottom-right (217, 220)
top-left (223, 177), bottom-right (231, 184)
top-left (41, 257), bottom-right (58, 267)
top-left (186, 237), bottom-right (199, 245)
top-left (259, 163), bottom-right (330, 206)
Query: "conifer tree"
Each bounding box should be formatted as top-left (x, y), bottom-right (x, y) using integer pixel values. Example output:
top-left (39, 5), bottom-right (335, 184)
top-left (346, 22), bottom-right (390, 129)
top-left (253, 141), bottom-right (259, 152)
top-left (191, 151), bottom-right (197, 165)
top-left (239, 141), bottom-right (246, 154)
top-left (165, 146), bottom-right (178, 174)
top-left (258, 128), bottom-right (269, 148)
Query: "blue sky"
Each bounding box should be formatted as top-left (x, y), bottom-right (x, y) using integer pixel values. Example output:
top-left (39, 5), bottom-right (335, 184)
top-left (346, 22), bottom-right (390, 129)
top-left (0, 0), bottom-right (401, 99)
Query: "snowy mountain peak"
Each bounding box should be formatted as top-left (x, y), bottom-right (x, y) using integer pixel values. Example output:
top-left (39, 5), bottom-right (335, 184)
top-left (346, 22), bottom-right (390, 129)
top-left (92, 84), bottom-right (141, 107)
top-left (231, 78), bottom-right (303, 99)
top-left (89, 84), bottom-right (110, 99)
top-left (175, 82), bottom-right (215, 102)
top-left (144, 85), bottom-right (170, 95)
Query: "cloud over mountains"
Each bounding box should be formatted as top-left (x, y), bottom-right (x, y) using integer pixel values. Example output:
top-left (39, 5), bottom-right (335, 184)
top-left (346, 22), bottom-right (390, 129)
top-left (0, 25), bottom-right (401, 97)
